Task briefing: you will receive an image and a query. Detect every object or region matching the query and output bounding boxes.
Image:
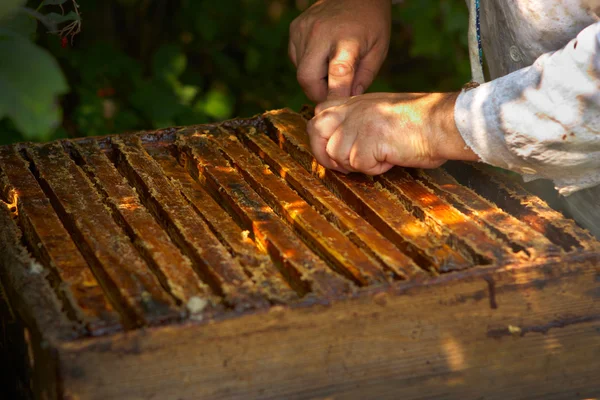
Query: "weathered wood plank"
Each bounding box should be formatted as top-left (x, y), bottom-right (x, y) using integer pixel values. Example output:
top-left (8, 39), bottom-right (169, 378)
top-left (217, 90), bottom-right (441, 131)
top-left (177, 133), bottom-right (355, 299)
top-left (0, 200), bottom-right (75, 343)
top-left (2, 110), bottom-right (599, 400)
top-left (444, 161), bottom-right (596, 252)
top-left (57, 253), bottom-right (600, 400)
top-left (111, 136), bottom-right (269, 312)
top-left (207, 126), bottom-right (391, 287)
top-left (414, 168), bottom-right (561, 258)
top-left (264, 110), bottom-right (471, 273)
top-left (234, 125), bottom-right (426, 280)
top-left (145, 144), bottom-right (298, 304)
top-left (379, 168), bottom-right (512, 265)
top-left (0, 146), bottom-right (121, 335)
top-left (69, 141), bottom-right (213, 313)
top-left (25, 143), bottom-right (179, 328)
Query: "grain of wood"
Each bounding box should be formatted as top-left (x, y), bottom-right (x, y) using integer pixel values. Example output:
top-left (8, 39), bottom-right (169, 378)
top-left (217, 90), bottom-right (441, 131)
top-left (264, 110), bottom-right (472, 273)
top-left (444, 161), bottom-right (595, 252)
top-left (112, 136), bottom-right (269, 312)
top-left (177, 133), bottom-right (355, 298)
top-left (379, 168), bottom-right (513, 264)
top-left (208, 126), bottom-right (392, 286)
top-left (0, 109), bottom-right (598, 400)
top-left (145, 144), bottom-right (298, 304)
top-left (25, 142), bottom-right (179, 328)
top-left (415, 168), bottom-right (561, 258)
top-left (56, 253), bottom-right (600, 400)
top-left (233, 125), bottom-right (426, 280)
top-left (70, 141), bottom-right (213, 312)
top-left (0, 146), bottom-right (121, 335)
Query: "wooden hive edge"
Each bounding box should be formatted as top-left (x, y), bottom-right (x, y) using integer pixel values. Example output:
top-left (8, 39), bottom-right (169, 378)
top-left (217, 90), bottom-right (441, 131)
top-left (0, 200), bottom-right (76, 400)
top-left (29, 250), bottom-right (600, 399)
top-left (2, 109), bottom-right (599, 399)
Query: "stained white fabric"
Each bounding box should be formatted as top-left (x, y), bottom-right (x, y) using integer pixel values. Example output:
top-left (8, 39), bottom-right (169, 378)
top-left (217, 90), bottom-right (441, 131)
top-left (454, 0), bottom-right (600, 196)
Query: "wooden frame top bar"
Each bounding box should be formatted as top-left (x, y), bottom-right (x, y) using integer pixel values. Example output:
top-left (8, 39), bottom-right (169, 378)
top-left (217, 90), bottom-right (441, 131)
top-left (1, 109), bottom-right (598, 400)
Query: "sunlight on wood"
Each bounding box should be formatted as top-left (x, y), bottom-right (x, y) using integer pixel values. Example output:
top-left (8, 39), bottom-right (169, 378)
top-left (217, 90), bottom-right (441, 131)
top-left (283, 200), bottom-right (307, 220)
top-left (442, 336), bottom-right (468, 373)
top-left (4, 189), bottom-right (19, 217)
top-left (116, 196), bottom-right (139, 211)
top-left (214, 166), bottom-right (234, 173)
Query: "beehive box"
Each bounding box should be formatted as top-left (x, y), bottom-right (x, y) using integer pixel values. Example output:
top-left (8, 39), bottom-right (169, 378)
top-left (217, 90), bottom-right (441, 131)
top-left (0, 109), bottom-right (599, 400)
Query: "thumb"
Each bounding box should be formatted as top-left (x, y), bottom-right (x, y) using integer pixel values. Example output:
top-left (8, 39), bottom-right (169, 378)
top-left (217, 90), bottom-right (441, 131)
top-left (327, 40), bottom-right (360, 100)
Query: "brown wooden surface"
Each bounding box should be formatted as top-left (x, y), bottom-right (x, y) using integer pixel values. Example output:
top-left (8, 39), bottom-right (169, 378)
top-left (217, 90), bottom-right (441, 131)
top-left (233, 125), bottom-right (425, 280)
top-left (380, 168), bottom-right (512, 264)
top-left (27, 142), bottom-right (180, 328)
top-left (0, 146), bottom-right (120, 336)
top-left (208, 126), bottom-right (391, 286)
top-left (178, 133), bottom-right (355, 298)
top-left (112, 136), bottom-right (268, 312)
top-left (0, 108), bottom-right (598, 400)
top-left (264, 110), bottom-right (475, 273)
top-left (146, 145), bottom-right (298, 305)
top-left (57, 253), bottom-right (600, 400)
top-left (70, 141), bottom-right (212, 311)
top-left (0, 200), bottom-right (71, 400)
top-left (443, 161), bottom-right (595, 251)
top-left (414, 168), bottom-right (560, 258)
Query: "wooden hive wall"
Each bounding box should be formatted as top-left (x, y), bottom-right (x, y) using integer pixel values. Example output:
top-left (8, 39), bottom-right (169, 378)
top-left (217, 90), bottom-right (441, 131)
top-left (0, 109), bottom-right (598, 339)
top-left (1, 109), bottom-right (599, 400)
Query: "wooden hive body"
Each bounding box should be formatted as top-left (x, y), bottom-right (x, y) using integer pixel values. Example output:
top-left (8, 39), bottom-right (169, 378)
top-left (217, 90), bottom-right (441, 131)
top-left (0, 109), bottom-right (599, 399)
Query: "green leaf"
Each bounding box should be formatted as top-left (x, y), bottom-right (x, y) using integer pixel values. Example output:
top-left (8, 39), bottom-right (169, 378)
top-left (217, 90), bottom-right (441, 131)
top-left (174, 84), bottom-right (199, 106)
top-left (0, 33), bottom-right (68, 141)
top-left (41, 0), bottom-right (68, 5)
top-left (244, 47), bottom-right (260, 72)
top-left (196, 18), bottom-right (218, 42)
top-left (44, 11), bottom-right (80, 24)
top-left (152, 44), bottom-right (186, 83)
top-left (0, 11), bottom-right (37, 39)
top-left (0, 0), bottom-right (24, 20)
top-left (0, 118), bottom-right (24, 145)
top-left (130, 81), bottom-right (185, 128)
top-left (196, 88), bottom-right (233, 120)
top-left (176, 108), bottom-right (207, 126)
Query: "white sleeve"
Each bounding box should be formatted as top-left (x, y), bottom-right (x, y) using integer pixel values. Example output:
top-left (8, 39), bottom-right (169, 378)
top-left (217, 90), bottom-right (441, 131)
top-left (454, 21), bottom-right (600, 196)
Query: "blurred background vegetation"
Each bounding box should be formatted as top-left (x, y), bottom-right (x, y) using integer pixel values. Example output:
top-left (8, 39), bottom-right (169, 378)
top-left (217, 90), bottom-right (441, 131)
top-left (0, 0), bottom-right (470, 145)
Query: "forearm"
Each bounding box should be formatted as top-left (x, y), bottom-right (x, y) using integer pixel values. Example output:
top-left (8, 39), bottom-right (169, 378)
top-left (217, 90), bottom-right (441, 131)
top-left (428, 92), bottom-right (479, 163)
top-left (453, 21), bottom-right (600, 196)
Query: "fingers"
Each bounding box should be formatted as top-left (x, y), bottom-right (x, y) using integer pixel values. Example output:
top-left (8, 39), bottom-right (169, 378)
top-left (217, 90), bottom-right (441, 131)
top-left (348, 141), bottom-right (394, 175)
top-left (309, 96), bottom-right (397, 175)
top-left (288, 40), bottom-right (298, 66)
top-left (327, 40), bottom-right (361, 100)
top-left (306, 107), bottom-right (350, 173)
top-left (326, 126), bottom-right (358, 172)
top-left (315, 98), bottom-right (347, 115)
top-left (297, 43), bottom-right (330, 103)
top-left (288, 17), bottom-right (302, 67)
top-left (351, 46), bottom-right (386, 96)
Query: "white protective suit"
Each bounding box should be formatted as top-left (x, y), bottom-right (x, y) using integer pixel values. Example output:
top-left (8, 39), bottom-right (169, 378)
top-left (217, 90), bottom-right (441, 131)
top-left (453, 0), bottom-right (600, 237)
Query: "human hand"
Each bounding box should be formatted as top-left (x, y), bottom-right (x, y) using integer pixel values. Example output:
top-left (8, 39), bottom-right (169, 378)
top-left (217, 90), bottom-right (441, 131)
top-left (288, 0), bottom-right (391, 102)
top-left (307, 92), bottom-right (478, 175)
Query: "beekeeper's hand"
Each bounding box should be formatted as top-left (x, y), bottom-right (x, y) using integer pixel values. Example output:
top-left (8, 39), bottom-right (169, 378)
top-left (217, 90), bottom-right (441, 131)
top-left (307, 92), bottom-right (478, 175)
top-left (289, 0), bottom-right (391, 102)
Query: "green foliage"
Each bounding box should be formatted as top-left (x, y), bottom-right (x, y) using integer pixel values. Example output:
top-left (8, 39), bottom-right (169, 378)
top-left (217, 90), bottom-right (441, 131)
top-left (0, 32), bottom-right (68, 140)
top-left (382, 0), bottom-right (471, 92)
top-left (0, 0), bottom-right (69, 142)
top-left (0, 0), bottom-right (470, 144)
top-left (2, 10), bottom-right (37, 38)
top-left (0, 0), bottom-right (26, 20)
